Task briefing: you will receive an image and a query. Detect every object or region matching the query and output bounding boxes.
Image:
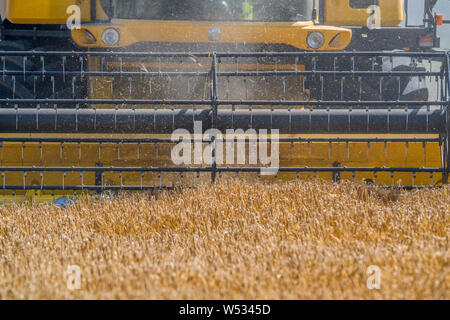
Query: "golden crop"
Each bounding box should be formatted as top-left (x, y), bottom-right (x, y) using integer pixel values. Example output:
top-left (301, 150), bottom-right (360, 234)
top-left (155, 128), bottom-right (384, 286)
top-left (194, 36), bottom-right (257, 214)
top-left (0, 179), bottom-right (448, 299)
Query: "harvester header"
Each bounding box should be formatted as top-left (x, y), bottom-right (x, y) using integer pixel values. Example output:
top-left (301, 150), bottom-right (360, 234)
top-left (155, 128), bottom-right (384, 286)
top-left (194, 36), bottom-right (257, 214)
top-left (0, 0), bottom-right (449, 202)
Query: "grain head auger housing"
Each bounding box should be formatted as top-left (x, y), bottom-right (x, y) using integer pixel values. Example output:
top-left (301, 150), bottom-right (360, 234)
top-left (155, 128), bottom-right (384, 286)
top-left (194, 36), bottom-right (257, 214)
top-left (0, 0), bottom-right (449, 203)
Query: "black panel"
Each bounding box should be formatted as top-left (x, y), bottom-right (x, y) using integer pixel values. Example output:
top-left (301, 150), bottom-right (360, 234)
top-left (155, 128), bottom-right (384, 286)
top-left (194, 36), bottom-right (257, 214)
top-left (347, 27), bottom-right (432, 51)
top-left (349, 0), bottom-right (378, 9)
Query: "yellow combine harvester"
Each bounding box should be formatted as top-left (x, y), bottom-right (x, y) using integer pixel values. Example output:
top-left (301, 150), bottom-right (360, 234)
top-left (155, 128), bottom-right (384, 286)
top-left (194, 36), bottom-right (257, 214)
top-left (0, 0), bottom-right (449, 203)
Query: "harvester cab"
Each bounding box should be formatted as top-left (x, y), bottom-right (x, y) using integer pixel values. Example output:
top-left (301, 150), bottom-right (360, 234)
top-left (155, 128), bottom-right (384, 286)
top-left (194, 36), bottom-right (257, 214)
top-left (323, 0), bottom-right (450, 51)
top-left (0, 0), bottom-right (449, 203)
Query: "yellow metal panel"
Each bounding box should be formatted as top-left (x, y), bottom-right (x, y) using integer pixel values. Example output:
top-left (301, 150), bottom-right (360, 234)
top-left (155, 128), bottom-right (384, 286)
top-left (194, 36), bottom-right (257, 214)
top-left (324, 0), bottom-right (403, 27)
top-left (72, 20), bottom-right (352, 51)
top-left (1, 0), bottom-right (107, 24)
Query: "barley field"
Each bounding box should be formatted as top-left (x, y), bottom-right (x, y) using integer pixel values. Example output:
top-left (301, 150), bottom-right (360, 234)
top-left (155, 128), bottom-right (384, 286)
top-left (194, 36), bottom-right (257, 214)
top-left (0, 179), bottom-right (448, 300)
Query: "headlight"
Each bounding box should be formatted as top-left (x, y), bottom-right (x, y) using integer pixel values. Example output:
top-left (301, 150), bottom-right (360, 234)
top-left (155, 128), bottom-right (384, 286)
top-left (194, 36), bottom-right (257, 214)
top-left (102, 28), bottom-right (120, 46)
top-left (307, 31), bottom-right (325, 49)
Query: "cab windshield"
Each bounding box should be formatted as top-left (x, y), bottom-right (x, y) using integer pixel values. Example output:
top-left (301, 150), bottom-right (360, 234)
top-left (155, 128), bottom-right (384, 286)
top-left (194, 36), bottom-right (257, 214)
top-left (100, 0), bottom-right (314, 22)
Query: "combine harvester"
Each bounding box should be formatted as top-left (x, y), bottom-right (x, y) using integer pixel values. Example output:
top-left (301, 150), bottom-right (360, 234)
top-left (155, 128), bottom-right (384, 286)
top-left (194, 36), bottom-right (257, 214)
top-left (0, 0), bottom-right (448, 203)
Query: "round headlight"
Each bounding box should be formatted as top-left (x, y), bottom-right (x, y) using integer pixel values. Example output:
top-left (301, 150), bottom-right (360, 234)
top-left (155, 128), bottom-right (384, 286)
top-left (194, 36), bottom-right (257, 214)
top-left (307, 31), bottom-right (325, 49)
top-left (102, 28), bottom-right (120, 46)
